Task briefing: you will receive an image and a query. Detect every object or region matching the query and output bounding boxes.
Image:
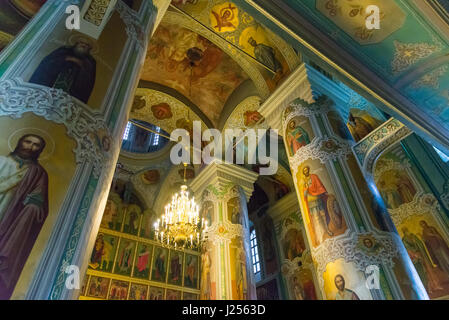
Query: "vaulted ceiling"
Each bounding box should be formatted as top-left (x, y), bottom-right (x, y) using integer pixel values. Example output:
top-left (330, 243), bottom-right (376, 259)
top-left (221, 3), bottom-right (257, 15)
top-left (234, 0), bottom-right (449, 153)
top-left (136, 1), bottom-right (301, 130)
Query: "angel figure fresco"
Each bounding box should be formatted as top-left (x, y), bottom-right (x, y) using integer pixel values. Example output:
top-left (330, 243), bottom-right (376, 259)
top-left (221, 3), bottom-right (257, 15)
top-left (212, 3), bottom-right (237, 32)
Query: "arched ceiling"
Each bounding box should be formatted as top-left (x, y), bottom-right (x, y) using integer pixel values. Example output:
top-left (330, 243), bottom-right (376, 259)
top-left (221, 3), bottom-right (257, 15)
top-left (138, 1), bottom-right (301, 129)
top-left (141, 19), bottom-right (250, 127)
top-left (234, 0), bottom-right (449, 154)
top-left (130, 87), bottom-right (209, 134)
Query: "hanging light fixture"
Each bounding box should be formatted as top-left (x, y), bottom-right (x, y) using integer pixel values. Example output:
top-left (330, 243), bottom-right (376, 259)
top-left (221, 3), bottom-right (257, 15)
top-left (153, 163), bottom-right (207, 249)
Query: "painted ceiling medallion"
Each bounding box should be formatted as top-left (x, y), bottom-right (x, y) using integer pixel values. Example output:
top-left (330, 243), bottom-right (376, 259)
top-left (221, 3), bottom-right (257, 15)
top-left (316, 0), bottom-right (405, 45)
top-left (392, 41), bottom-right (441, 74)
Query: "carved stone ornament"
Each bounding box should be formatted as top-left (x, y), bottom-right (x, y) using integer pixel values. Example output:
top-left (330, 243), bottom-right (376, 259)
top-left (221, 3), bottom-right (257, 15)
top-left (353, 118), bottom-right (412, 175)
top-left (204, 220), bottom-right (245, 245)
top-left (311, 230), bottom-right (399, 288)
top-left (387, 192), bottom-right (440, 226)
top-left (283, 96), bottom-right (333, 121)
top-left (288, 136), bottom-right (353, 173)
top-left (0, 78), bottom-right (111, 177)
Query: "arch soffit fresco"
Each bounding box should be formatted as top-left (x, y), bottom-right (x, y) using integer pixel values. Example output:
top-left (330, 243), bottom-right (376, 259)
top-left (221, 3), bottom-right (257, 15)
top-left (161, 10), bottom-right (270, 98)
top-left (130, 87), bottom-right (209, 134)
top-left (168, 1), bottom-right (301, 74)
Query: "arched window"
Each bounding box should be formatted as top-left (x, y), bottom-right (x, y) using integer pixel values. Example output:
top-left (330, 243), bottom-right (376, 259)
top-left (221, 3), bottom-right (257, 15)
top-left (121, 120), bottom-right (169, 153)
top-left (250, 228), bottom-right (261, 278)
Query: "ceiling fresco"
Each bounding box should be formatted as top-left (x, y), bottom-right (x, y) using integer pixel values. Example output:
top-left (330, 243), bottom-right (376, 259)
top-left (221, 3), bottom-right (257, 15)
top-left (234, 0), bottom-right (449, 152)
top-left (141, 21), bottom-right (249, 127)
top-left (130, 88), bottom-right (209, 134)
top-left (170, 0), bottom-right (300, 91)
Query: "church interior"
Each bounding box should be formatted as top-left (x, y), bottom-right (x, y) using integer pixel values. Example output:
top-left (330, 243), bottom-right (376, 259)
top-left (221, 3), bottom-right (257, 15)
top-left (1, 0), bottom-right (449, 301)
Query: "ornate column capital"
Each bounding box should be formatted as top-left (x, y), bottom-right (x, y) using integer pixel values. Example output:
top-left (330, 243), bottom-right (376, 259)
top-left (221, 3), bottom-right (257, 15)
top-left (258, 63), bottom-right (314, 133)
top-left (190, 160), bottom-right (258, 201)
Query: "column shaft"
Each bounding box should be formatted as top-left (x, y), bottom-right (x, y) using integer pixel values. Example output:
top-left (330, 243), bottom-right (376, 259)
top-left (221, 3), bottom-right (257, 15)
top-left (0, 1), bottom-right (167, 299)
top-left (282, 97), bottom-right (428, 300)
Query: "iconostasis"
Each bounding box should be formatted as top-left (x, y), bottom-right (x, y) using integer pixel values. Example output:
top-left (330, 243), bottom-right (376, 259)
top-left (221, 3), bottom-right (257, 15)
top-left (80, 180), bottom-right (201, 300)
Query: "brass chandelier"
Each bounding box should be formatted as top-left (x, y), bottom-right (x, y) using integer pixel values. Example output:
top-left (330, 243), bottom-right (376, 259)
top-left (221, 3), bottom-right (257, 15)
top-left (153, 164), bottom-right (207, 249)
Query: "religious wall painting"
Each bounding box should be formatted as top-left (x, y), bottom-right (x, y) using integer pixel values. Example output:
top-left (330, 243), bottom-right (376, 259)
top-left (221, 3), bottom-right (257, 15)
top-left (88, 233), bottom-right (118, 273)
top-left (0, 1), bottom-right (46, 52)
top-left (230, 236), bottom-right (250, 300)
top-left (178, 166), bottom-right (195, 181)
top-left (399, 217), bottom-right (449, 299)
top-left (184, 254), bottom-right (199, 289)
top-left (151, 102), bottom-right (173, 120)
top-left (166, 289), bottom-right (182, 300)
top-left (228, 196), bottom-right (243, 226)
top-left (80, 275), bottom-right (89, 297)
top-left (132, 95), bottom-right (146, 111)
top-left (282, 228), bottom-right (306, 262)
top-left (288, 268), bottom-right (317, 300)
top-left (296, 160), bottom-right (347, 247)
top-left (316, 0), bottom-right (405, 45)
top-left (123, 204), bottom-right (142, 235)
top-left (23, 11), bottom-right (128, 109)
top-left (201, 200), bottom-right (214, 228)
top-left (200, 242), bottom-right (214, 300)
top-left (141, 169), bottom-right (161, 185)
top-left (133, 242), bottom-right (153, 279)
top-left (142, 22), bottom-right (249, 126)
top-left (243, 110), bottom-right (265, 127)
top-left (356, 234), bottom-right (383, 256)
top-left (87, 276), bottom-right (110, 299)
top-left (108, 279), bottom-right (129, 300)
top-left (210, 2), bottom-right (239, 33)
top-left (285, 116), bottom-right (313, 157)
top-left (100, 193), bottom-right (123, 230)
top-left (168, 250), bottom-right (184, 286)
top-left (346, 108), bottom-right (384, 142)
top-left (151, 247), bottom-right (168, 282)
top-left (139, 209), bottom-right (155, 239)
top-left (149, 286), bottom-right (164, 300)
top-left (114, 239), bottom-right (136, 276)
top-left (376, 168), bottom-right (417, 210)
top-left (256, 279), bottom-right (279, 300)
top-left (183, 292), bottom-right (199, 300)
top-left (323, 259), bottom-right (372, 300)
top-left (239, 25), bottom-right (287, 86)
top-left (327, 110), bottom-right (354, 141)
top-left (129, 283), bottom-right (148, 300)
top-left (0, 114), bottom-right (77, 300)
top-left (261, 216), bottom-right (277, 275)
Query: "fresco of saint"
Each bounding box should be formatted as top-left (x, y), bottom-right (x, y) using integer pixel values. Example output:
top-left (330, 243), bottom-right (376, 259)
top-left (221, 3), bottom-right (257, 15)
top-left (401, 227), bottom-right (448, 296)
top-left (334, 275), bottom-right (360, 300)
top-left (286, 120), bottom-right (310, 157)
top-left (0, 134), bottom-right (49, 300)
top-left (301, 166), bottom-right (334, 245)
top-left (29, 40), bottom-right (97, 104)
top-left (134, 244), bottom-right (151, 278)
top-left (169, 251), bottom-right (182, 285)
